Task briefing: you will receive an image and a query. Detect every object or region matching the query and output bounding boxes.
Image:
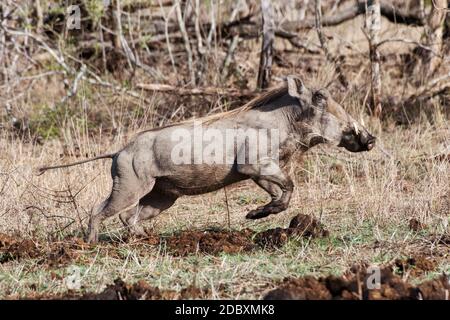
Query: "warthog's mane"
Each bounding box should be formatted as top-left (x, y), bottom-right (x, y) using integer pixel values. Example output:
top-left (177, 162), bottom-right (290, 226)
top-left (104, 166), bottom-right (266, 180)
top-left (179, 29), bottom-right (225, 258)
top-left (137, 84), bottom-right (289, 135)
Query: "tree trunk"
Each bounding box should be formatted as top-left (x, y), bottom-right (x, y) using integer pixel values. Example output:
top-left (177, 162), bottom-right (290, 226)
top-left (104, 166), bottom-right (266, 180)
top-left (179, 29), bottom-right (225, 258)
top-left (315, 0), bottom-right (349, 89)
top-left (108, 0), bottom-right (122, 50)
top-left (257, 0), bottom-right (275, 89)
top-left (175, 0), bottom-right (196, 86)
top-left (365, 0), bottom-right (382, 118)
top-left (422, 0), bottom-right (447, 79)
top-left (34, 0), bottom-right (44, 33)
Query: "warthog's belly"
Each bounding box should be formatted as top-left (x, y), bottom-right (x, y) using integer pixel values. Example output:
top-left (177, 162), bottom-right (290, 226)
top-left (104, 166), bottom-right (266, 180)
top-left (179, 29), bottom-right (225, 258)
top-left (154, 172), bottom-right (247, 196)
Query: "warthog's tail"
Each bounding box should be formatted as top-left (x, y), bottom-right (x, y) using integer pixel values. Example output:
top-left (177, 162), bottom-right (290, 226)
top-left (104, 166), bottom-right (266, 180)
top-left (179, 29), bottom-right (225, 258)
top-left (37, 153), bottom-right (116, 175)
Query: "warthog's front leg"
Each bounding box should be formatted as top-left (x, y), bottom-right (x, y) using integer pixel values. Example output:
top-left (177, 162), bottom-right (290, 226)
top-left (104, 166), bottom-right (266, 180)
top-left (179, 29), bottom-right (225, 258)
top-left (246, 176), bottom-right (293, 219)
top-left (238, 161), bottom-right (293, 219)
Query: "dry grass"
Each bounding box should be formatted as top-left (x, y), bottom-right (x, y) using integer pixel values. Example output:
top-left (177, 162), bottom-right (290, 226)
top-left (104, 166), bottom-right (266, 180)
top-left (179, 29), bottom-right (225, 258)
top-left (0, 91), bottom-right (448, 299)
top-left (0, 4), bottom-right (448, 299)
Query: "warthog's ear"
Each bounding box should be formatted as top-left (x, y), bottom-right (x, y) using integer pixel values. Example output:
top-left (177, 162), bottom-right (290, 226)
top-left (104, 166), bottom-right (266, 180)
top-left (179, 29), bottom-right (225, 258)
top-left (287, 75), bottom-right (305, 99)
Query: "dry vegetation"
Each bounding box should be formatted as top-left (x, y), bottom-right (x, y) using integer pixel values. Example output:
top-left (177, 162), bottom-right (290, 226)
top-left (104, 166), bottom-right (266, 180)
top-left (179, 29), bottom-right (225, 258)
top-left (0, 0), bottom-right (449, 299)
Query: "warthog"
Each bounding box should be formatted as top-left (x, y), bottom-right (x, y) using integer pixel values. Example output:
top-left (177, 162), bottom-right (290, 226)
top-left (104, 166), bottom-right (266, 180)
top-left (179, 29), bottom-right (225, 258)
top-left (39, 75), bottom-right (375, 243)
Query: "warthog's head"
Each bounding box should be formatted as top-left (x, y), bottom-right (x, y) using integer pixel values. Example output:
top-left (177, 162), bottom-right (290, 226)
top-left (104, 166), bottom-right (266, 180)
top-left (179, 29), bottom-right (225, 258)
top-left (287, 75), bottom-right (376, 152)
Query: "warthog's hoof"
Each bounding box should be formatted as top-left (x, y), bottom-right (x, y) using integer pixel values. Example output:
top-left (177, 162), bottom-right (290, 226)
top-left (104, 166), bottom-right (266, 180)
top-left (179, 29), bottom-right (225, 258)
top-left (246, 201), bottom-right (287, 219)
top-left (246, 209), bottom-right (271, 220)
top-left (128, 225), bottom-right (151, 238)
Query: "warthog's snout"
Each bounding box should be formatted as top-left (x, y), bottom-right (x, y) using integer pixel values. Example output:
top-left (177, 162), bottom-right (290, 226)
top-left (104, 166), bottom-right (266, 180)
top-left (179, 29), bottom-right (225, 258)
top-left (338, 127), bottom-right (376, 153)
top-left (360, 132), bottom-right (376, 151)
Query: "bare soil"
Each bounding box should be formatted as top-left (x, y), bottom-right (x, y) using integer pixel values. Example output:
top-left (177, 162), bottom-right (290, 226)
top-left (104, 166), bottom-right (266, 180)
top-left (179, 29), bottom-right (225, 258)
top-left (394, 256), bottom-right (438, 278)
top-left (0, 233), bottom-right (40, 263)
top-left (409, 218), bottom-right (426, 232)
top-left (2, 216), bottom-right (447, 300)
top-left (19, 264), bottom-right (448, 300)
top-left (0, 233), bottom-right (85, 266)
top-left (161, 228), bottom-right (256, 256)
top-left (254, 214), bottom-right (329, 248)
top-left (0, 214), bottom-right (328, 263)
top-left (264, 267), bottom-right (450, 300)
top-left (17, 278), bottom-right (210, 300)
top-left (157, 213), bottom-right (329, 256)
top-left (78, 279), bottom-right (210, 300)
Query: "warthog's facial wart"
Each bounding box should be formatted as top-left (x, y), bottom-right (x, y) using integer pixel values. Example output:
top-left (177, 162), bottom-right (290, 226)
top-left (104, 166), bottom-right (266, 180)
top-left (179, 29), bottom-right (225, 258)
top-left (307, 87), bottom-right (376, 153)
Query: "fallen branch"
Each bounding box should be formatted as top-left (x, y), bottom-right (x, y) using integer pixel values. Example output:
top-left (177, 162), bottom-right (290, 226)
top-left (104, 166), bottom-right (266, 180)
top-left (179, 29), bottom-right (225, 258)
top-left (275, 30), bottom-right (321, 54)
top-left (280, 0), bottom-right (424, 31)
top-left (404, 71), bottom-right (450, 104)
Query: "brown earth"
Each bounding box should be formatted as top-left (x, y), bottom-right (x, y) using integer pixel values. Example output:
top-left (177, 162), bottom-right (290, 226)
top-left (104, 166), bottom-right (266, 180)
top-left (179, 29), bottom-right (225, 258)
top-left (394, 255), bottom-right (438, 278)
top-left (0, 233), bottom-right (40, 263)
top-left (159, 213), bottom-right (329, 256)
top-left (264, 267), bottom-right (450, 300)
top-left (1, 214), bottom-right (326, 263)
top-left (161, 228), bottom-right (256, 256)
top-left (16, 278), bottom-right (211, 300)
top-left (14, 266), bottom-right (449, 300)
top-left (254, 214), bottom-right (329, 248)
top-left (409, 218), bottom-right (426, 232)
top-left (78, 278), bottom-right (210, 300)
top-left (0, 233), bottom-right (85, 266)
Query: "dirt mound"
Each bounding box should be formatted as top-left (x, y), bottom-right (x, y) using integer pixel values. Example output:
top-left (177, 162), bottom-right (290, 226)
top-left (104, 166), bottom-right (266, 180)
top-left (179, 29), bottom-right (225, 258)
top-left (158, 214), bottom-right (328, 255)
top-left (22, 278), bottom-right (210, 300)
top-left (163, 228), bottom-right (255, 257)
top-left (264, 267), bottom-right (450, 300)
top-left (408, 218), bottom-right (425, 232)
top-left (0, 233), bottom-right (40, 263)
top-left (394, 256), bottom-right (437, 277)
top-left (0, 233), bottom-right (86, 266)
top-left (255, 214), bottom-right (329, 248)
top-left (1, 214), bottom-right (329, 260)
top-left (416, 276), bottom-right (450, 300)
top-left (80, 278), bottom-right (179, 300)
top-left (264, 276), bottom-right (333, 300)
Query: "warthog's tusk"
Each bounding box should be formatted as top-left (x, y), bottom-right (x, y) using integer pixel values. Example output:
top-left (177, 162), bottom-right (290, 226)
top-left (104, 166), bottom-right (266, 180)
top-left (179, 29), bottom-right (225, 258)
top-left (353, 122), bottom-right (359, 135)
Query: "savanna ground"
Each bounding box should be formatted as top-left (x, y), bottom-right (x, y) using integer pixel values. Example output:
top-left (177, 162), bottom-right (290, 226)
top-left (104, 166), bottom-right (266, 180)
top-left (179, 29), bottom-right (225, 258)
top-left (0, 0), bottom-right (449, 299)
top-left (1, 112), bottom-right (449, 299)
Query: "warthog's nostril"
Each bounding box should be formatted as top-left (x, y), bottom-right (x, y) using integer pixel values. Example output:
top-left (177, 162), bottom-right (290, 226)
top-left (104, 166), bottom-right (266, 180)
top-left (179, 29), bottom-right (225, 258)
top-left (366, 136), bottom-right (376, 151)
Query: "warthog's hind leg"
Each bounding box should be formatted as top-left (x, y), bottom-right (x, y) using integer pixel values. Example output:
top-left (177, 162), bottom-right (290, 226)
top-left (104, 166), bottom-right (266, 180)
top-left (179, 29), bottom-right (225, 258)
top-left (86, 178), bottom-right (156, 243)
top-left (119, 190), bottom-right (177, 237)
top-left (119, 206), bottom-right (148, 237)
top-left (87, 190), bottom-right (142, 244)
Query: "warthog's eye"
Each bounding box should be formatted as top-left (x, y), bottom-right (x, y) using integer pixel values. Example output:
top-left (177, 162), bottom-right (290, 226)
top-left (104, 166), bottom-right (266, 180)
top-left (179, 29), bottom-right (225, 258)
top-left (313, 90), bottom-right (328, 106)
